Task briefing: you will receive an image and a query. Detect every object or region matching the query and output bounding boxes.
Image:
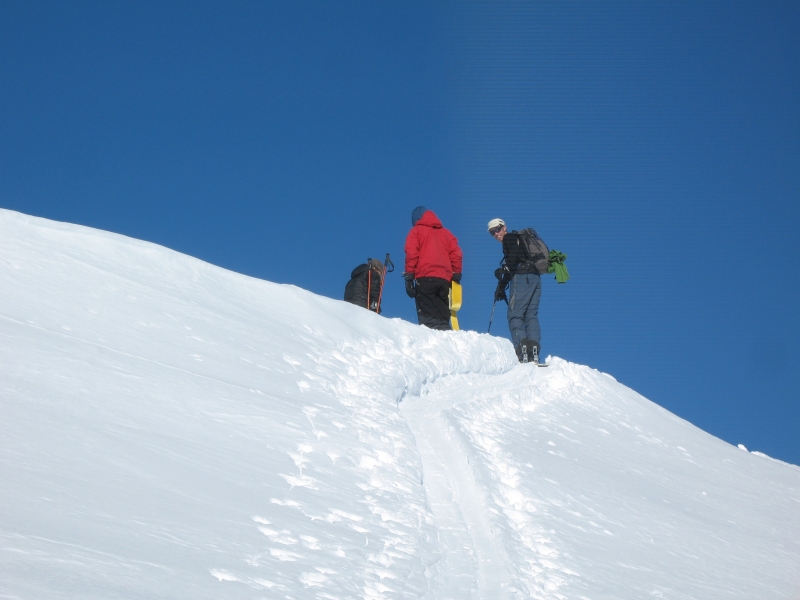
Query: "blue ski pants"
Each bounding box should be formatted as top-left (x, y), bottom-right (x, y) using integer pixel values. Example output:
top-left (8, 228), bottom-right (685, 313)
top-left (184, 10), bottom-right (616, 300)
top-left (507, 273), bottom-right (541, 348)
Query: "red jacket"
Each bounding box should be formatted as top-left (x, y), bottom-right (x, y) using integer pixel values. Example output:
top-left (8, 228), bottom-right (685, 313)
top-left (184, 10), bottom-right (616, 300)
top-left (404, 211), bottom-right (463, 281)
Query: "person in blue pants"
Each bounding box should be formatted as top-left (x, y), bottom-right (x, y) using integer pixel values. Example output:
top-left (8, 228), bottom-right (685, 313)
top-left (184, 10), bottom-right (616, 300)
top-left (488, 218), bottom-right (542, 362)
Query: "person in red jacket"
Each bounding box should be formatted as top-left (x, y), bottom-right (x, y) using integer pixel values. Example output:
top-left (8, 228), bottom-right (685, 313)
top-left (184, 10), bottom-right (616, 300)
top-left (403, 206), bottom-right (463, 330)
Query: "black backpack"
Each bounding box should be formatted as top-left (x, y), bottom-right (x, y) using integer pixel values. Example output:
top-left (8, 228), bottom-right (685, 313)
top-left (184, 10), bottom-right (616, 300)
top-left (516, 228), bottom-right (550, 275)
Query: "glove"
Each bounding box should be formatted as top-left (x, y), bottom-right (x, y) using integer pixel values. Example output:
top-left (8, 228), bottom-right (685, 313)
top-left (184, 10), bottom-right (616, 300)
top-left (404, 272), bottom-right (417, 298)
top-left (494, 283), bottom-right (508, 303)
top-left (495, 266), bottom-right (511, 284)
top-left (452, 272), bottom-right (462, 284)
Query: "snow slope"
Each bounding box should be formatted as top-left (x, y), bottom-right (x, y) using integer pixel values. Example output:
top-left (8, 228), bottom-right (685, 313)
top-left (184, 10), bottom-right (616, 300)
top-left (1, 208), bottom-right (798, 599)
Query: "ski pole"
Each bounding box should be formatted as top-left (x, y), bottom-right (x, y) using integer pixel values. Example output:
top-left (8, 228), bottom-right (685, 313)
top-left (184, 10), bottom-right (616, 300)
top-left (375, 253), bottom-right (393, 314)
top-left (487, 300), bottom-right (497, 333)
top-left (367, 266), bottom-right (373, 310)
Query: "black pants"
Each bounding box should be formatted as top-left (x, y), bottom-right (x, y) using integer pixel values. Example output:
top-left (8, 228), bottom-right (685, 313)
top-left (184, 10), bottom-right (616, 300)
top-left (415, 277), bottom-right (451, 330)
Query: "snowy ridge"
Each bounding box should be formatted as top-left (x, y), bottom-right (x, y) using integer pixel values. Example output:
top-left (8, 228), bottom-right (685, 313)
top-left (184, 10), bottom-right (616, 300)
top-left (1, 209), bottom-right (799, 599)
top-left (405, 360), bottom-right (800, 599)
top-left (0, 209), bottom-right (514, 599)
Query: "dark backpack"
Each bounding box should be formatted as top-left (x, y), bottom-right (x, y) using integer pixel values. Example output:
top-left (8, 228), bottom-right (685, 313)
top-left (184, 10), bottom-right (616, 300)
top-left (517, 228), bottom-right (550, 275)
top-left (344, 258), bottom-right (386, 313)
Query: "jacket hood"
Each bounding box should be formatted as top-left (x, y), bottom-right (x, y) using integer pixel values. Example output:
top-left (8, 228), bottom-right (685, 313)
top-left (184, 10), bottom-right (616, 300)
top-left (350, 261), bottom-right (383, 279)
top-left (350, 264), bottom-right (369, 279)
top-left (411, 206), bottom-right (428, 226)
top-left (414, 210), bottom-right (443, 229)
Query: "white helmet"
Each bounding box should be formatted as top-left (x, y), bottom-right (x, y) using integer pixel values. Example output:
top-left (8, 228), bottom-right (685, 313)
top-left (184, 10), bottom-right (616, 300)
top-left (487, 218), bottom-right (505, 231)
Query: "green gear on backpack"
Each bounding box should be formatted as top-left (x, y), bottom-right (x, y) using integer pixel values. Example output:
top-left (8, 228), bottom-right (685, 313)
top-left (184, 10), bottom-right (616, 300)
top-left (547, 250), bottom-right (570, 283)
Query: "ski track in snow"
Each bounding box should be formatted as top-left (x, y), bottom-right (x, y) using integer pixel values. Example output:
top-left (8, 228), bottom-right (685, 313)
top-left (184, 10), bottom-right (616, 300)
top-left (2, 209), bottom-right (800, 600)
top-left (402, 367), bottom-right (576, 600)
top-left (403, 383), bottom-right (510, 599)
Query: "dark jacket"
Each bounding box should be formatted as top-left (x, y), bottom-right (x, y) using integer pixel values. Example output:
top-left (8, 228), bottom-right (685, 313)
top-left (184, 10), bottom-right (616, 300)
top-left (404, 210), bottom-right (463, 281)
top-left (502, 231), bottom-right (538, 276)
top-left (344, 263), bottom-right (383, 312)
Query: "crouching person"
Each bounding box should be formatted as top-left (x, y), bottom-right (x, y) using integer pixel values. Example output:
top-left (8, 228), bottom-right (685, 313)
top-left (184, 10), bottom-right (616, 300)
top-left (344, 258), bottom-right (386, 312)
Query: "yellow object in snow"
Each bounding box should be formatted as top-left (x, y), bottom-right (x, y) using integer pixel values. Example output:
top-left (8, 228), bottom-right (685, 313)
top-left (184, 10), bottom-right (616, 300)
top-left (449, 281), bottom-right (462, 331)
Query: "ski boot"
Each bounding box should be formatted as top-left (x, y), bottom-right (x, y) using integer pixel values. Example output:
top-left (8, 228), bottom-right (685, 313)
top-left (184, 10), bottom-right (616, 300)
top-left (517, 339), bottom-right (540, 364)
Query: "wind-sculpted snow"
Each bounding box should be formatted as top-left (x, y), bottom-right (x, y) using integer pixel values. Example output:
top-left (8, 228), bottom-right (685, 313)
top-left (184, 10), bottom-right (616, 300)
top-left (404, 361), bottom-right (800, 598)
top-left (1, 209), bottom-right (799, 599)
top-left (0, 209), bottom-right (514, 599)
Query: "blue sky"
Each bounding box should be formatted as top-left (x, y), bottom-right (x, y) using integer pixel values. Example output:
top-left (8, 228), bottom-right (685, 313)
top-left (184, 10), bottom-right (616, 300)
top-left (1, 1), bottom-right (798, 465)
